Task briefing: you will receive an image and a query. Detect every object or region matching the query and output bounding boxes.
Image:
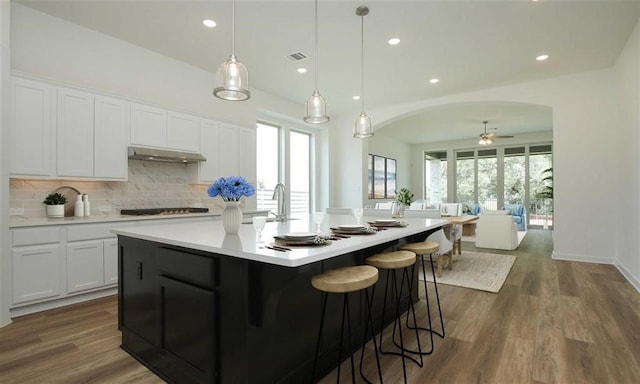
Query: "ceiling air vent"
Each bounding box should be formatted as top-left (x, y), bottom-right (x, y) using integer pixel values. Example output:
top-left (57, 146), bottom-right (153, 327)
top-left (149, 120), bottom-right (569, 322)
top-left (287, 51), bottom-right (308, 62)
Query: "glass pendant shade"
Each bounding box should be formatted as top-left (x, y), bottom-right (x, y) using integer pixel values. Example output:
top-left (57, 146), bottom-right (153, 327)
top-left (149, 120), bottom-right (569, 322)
top-left (214, 54), bottom-right (250, 101)
top-left (304, 0), bottom-right (329, 124)
top-left (304, 90), bottom-right (329, 124)
top-left (353, 6), bottom-right (373, 138)
top-left (213, 0), bottom-right (250, 102)
top-left (353, 112), bottom-right (373, 138)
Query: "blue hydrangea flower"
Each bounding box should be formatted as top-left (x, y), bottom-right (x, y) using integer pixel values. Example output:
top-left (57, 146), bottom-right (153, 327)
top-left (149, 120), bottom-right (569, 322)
top-left (207, 176), bottom-right (256, 201)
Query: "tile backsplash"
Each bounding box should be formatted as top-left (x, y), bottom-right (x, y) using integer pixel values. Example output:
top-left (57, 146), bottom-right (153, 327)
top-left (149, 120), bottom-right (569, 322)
top-left (10, 160), bottom-right (224, 218)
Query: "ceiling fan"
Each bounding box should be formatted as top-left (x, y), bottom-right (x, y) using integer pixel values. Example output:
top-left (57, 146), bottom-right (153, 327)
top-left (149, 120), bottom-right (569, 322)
top-left (478, 120), bottom-right (514, 145)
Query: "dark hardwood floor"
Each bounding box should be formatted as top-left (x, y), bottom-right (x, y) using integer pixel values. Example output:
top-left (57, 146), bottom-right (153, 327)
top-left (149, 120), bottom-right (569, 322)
top-left (1, 229), bottom-right (639, 383)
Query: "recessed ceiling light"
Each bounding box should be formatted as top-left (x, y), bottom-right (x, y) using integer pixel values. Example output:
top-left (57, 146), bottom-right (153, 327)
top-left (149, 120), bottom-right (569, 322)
top-left (352, 95), bottom-right (361, 100)
top-left (388, 38), bottom-right (400, 45)
top-left (297, 68), bottom-right (307, 74)
top-left (429, 78), bottom-right (439, 84)
top-left (202, 19), bottom-right (216, 28)
top-left (536, 54), bottom-right (549, 61)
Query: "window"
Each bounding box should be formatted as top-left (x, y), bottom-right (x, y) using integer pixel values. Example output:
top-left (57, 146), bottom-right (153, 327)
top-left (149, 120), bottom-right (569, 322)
top-left (289, 130), bottom-right (310, 215)
top-left (529, 145), bottom-right (553, 228)
top-left (368, 155), bottom-right (396, 199)
top-left (477, 149), bottom-right (497, 210)
top-left (446, 143), bottom-right (551, 227)
top-left (424, 151), bottom-right (447, 208)
top-left (455, 150), bottom-right (475, 206)
top-left (504, 147), bottom-right (525, 205)
top-left (256, 122), bottom-right (280, 212)
top-left (256, 121), bottom-right (315, 215)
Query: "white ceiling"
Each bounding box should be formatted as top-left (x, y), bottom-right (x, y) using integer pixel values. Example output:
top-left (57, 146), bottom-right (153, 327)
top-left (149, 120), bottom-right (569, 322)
top-left (15, 0), bottom-right (640, 143)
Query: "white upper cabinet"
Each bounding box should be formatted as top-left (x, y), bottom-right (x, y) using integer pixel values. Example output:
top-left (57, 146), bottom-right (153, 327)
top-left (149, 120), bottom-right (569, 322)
top-left (218, 123), bottom-right (241, 178)
top-left (131, 103), bottom-right (199, 152)
top-left (56, 87), bottom-right (95, 177)
top-left (130, 103), bottom-right (167, 148)
top-left (10, 76), bottom-right (129, 180)
top-left (189, 121), bottom-right (256, 184)
top-left (167, 111), bottom-right (199, 152)
top-left (189, 119), bottom-right (220, 183)
top-left (94, 96), bottom-right (129, 179)
top-left (10, 78), bottom-right (54, 176)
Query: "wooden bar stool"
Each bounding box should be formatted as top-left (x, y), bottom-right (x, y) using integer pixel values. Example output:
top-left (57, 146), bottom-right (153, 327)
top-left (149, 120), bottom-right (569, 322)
top-left (400, 241), bottom-right (446, 342)
top-left (310, 265), bottom-right (383, 384)
top-left (366, 250), bottom-right (424, 383)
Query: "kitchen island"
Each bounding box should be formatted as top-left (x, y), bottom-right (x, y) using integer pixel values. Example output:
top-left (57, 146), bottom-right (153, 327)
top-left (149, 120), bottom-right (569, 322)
top-left (113, 215), bottom-right (446, 384)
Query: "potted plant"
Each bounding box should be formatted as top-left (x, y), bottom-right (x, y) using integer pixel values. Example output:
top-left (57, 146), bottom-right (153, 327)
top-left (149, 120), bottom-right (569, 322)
top-left (394, 187), bottom-right (414, 218)
top-left (43, 192), bottom-right (67, 218)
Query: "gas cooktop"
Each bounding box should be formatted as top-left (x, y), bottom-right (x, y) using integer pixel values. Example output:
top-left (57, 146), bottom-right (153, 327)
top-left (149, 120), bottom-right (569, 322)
top-left (120, 207), bottom-right (209, 216)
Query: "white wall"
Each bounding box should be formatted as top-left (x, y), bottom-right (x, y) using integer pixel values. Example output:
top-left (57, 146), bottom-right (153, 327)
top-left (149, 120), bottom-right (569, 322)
top-left (613, 19), bottom-right (640, 290)
top-left (367, 131), bottom-right (411, 205)
top-left (333, 65), bottom-right (631, 278)
top-left (0, 0), bottom-right (12, 327)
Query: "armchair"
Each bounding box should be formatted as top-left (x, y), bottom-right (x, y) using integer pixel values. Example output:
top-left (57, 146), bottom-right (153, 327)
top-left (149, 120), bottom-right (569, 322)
top-left (475, 214), bottom-right (518, 250)
top-left (502, 204), bottom-right (527, 231)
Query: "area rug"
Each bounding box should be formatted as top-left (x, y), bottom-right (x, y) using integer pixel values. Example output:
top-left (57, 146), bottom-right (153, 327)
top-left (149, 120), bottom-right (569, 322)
top-left (418, 251), bottom-right (516, 293)
top-left (461, 230), bottom-right (527, 245)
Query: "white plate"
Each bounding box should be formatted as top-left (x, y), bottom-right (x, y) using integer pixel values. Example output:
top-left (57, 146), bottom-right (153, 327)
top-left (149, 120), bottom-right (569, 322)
top-left (374, 219), bottom-right (398, 224)
top-left (285, 232), bottom-right (317, 239)
top-left (338, 224), bottom-right (366, 230)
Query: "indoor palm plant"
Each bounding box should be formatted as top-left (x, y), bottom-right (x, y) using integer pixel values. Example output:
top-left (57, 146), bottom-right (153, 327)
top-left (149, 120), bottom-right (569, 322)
top-left (43, 192), bottom-right (67, 218)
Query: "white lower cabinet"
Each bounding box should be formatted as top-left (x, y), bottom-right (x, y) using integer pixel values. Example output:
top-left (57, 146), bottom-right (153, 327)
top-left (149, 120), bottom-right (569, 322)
top-left (12, 244), bottom-right (62, 304)
top-left (66, 240), bottom-right (105, 293)
top-left (104, 238), bottom-right (119, 285)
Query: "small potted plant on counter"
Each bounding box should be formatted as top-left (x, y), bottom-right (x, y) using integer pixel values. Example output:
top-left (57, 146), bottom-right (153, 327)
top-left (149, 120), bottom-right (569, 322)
top-left (394, 187), bottom-right (414, 218)
top-left (43, 192), bottom-right (67, 218)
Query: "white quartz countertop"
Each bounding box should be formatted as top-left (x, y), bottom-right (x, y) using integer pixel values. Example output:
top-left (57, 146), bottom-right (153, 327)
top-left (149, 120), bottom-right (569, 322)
top-left (111, 214), bottom-right (448, 267)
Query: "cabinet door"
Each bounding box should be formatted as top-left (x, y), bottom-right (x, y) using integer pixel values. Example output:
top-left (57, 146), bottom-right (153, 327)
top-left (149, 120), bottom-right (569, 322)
top-left (158, 275), bottom-right (217, 383)
top-left (218, 123), bottom-right (240, 177)
top-left (12, 244), bottom-right (62, 304)
top-left (66, 240), bottom-right (104, 293)
top-left (131, 103), bottom-right (167, 148)
top-left (57, 87), bottom-right (95, 177)
top-left (239, 127), bottom-right (257, 183)
top-left (191, 119), bottom-right (220, 183)
top-left (10, 78), bottom-right (53, 176)
top-left (167, 111), bottom-right (199, 152)
top-left (103, 238), bottom-right (119, 286)
top-left (95, 96), bottom-right (129, 179)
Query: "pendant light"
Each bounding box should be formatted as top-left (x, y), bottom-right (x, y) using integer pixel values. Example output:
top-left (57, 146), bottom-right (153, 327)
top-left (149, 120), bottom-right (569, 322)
top-left (353, 6), bottom-right (373, 138)
top-left (304, 0), bottom-right (329, 124)
top-left (213, 0), bottom-right (250, 101)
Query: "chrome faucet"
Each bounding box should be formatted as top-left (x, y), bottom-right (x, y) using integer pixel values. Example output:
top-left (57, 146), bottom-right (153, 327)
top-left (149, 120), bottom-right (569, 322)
top-left (271, 183), bottom-right (287, 221)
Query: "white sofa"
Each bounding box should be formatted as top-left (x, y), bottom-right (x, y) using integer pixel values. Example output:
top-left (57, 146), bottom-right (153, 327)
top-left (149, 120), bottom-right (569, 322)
top-left (475, 212), bottom-right (518, 250)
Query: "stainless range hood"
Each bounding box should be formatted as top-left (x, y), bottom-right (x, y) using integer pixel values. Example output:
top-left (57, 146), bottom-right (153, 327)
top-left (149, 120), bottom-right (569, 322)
top-left (128, 146), bottom-right (206, 163)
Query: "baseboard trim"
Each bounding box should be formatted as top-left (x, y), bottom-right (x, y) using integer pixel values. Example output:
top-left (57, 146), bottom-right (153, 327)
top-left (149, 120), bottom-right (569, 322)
top-left (10, 288), bottom-right (117, 318)
top-left (614, 262), bottom-right (640, 294)
top-left (551, 251), bottom-right (614, 265)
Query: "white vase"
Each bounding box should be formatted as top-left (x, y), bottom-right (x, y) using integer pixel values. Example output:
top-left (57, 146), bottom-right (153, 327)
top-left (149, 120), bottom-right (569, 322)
top-left (46, 204), bottom-right (65, 218)
top-left (221, 201), bottom-right (242, 234)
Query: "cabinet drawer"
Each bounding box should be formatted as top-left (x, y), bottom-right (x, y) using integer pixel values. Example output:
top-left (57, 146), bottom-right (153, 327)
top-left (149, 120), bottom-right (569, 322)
top-left (157, 247), bottom-right (218, 289)
top-left (67, 222), bottom-right (135, 241)
top-left (12, 227), bottom-right (62, 246)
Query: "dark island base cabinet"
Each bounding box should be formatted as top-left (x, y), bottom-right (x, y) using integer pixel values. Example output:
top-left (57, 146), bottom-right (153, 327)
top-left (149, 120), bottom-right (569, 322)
top-left (117, 229), bottom-right (436, 384)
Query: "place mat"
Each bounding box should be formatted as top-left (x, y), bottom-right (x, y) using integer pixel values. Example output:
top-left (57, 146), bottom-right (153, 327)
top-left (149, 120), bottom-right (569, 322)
top-left (273, 237), bottom-right (331, 247)
top-left (330, 227), bottom-right (377, 235)
top-left (367, 221), bottom-right (408, 228)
